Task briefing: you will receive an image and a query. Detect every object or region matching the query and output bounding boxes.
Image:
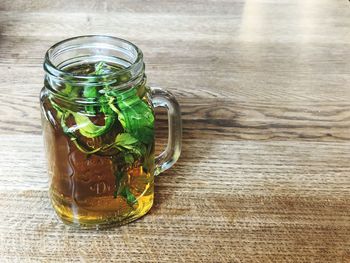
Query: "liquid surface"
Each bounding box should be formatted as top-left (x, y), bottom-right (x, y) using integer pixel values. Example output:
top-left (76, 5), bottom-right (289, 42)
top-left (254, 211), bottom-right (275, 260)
top-left (41, 62), bottom-right (155, 228)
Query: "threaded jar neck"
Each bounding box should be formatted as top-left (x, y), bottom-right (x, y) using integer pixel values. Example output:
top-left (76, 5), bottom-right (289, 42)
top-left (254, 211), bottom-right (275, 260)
top-left (43, 35), bottom-right (145, 101)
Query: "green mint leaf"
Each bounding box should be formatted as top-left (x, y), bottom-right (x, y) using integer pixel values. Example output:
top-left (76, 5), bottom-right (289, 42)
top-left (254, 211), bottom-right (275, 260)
top-left (115, 133), bottom-right (139, 146)
top-left (71, 112), bottom-right (114, 138)
top-left (62, 83), bottom-right (80, 98)
top-left (94, 61), bottom-right (113, 76)
top-left (85, 105), bottom-right (96, 115)
top-left (95, 62), bottom-right (107, 75)
top-left (83, 86), bottom-right (98, 98)
top-left (124, 153), bottom-right (134, 164)
top-left (125, 188), bottom-right (137, 205)
top-left (62, 83), bottom-right (72, 94)
top-left (114, 170), bottom-right (125, 198)
top-left (95, 62), bottom-right (105, 74)
top-left (120, 187), bottom-right (137, 205)
top-left (115, 88), bottom-right (155, 144)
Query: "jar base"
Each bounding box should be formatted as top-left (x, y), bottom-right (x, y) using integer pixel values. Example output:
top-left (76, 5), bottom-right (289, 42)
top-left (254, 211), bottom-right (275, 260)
top-left (51, 192), bottom-right (154, 229)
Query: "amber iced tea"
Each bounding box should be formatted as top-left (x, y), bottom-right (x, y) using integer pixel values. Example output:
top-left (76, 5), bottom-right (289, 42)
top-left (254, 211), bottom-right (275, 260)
top-left (41, 63), bottom-right (155, 227)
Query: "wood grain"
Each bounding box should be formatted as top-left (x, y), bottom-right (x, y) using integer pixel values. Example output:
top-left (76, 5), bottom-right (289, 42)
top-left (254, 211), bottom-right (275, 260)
top-left (0, 0), bottom-right (350, 262)
top-left (0, 135), bottom-right (349, 262)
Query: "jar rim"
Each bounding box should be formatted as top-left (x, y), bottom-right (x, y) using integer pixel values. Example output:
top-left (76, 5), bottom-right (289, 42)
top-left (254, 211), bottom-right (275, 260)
top-left (43, 35), bottom-right (144, 83)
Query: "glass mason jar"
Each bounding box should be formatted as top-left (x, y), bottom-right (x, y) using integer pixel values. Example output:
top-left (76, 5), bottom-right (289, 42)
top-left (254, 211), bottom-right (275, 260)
top-left (40, 35), bottom-right (181, 228)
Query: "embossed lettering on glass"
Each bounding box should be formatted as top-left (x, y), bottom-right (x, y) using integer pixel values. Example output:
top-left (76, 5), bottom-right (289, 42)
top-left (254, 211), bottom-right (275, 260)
top-left (40, 36), bottom-right (182, 228)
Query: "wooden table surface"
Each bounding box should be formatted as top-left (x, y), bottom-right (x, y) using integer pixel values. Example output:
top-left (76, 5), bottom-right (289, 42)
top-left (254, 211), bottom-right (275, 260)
top-left (1, 0), bottom-right (350, 262)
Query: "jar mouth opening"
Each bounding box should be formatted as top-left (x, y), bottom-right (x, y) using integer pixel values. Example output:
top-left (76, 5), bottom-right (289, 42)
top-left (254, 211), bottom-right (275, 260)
top-left (43, 35), bottom-right (144, 83)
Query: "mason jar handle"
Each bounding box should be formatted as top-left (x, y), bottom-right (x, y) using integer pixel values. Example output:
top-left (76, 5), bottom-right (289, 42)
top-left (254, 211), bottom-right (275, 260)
top-left (150, 87), bottom-right (182, 176)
